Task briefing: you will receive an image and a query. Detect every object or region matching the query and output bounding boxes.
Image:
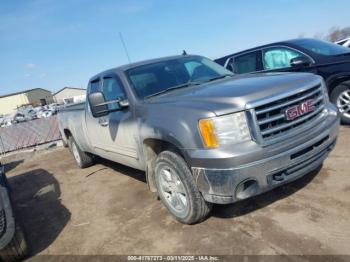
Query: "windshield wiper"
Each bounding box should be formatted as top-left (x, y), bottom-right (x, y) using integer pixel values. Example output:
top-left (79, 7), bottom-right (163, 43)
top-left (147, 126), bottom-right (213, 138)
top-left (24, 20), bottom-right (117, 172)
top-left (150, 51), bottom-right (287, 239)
top-left (206, 74), bottom-right (234, 82)
top-left (145, 81), bottom-right (202, 99)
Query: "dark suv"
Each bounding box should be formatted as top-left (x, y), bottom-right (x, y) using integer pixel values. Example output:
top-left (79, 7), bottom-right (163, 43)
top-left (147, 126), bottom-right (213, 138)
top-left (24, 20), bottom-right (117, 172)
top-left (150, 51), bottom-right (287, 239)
top-left (0, 162), bottom-right (28, 261)
top-left (215, 38), bottom-right (350, 124)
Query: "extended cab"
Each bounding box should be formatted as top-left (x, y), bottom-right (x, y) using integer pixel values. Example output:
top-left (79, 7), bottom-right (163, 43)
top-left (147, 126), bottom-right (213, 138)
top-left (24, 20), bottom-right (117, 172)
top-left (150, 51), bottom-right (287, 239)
top-left (58, 55), bottom-right (340, 224)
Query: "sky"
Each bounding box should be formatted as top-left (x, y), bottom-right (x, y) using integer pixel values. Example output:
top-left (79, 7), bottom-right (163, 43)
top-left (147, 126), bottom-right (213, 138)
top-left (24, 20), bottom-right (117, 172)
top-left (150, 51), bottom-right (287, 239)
top-left (0, 0), bottom-right (349, 95)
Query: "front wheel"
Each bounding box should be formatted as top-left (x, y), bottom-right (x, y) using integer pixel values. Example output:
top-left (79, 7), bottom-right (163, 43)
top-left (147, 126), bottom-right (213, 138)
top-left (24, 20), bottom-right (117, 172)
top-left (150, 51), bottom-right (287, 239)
top-left (154, 151), bottom-right (212, 224)
top-left (330, 83), bottom-right (350, 125)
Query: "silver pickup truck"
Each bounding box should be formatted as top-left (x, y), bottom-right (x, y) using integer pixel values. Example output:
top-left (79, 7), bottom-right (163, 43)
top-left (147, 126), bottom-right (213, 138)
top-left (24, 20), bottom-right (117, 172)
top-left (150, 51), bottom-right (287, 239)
top-left (58, 55), bottom-right (340, 224)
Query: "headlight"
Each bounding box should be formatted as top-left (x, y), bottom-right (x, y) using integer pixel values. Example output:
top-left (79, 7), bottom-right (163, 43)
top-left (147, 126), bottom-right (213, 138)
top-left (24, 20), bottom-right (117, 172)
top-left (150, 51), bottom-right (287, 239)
top-left (198, 112), bottom-right (251, 148)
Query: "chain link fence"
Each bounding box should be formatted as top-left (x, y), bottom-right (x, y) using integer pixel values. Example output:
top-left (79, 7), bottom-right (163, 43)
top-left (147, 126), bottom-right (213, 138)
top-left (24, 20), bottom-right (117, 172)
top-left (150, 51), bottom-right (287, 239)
top-left (0, 116), bottom-right (61, 154)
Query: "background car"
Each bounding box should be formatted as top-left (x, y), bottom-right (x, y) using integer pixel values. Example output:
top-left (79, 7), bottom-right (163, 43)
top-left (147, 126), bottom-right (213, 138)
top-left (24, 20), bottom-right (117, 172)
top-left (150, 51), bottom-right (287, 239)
top-left (214, 38), bottom-right (350, 124)
top-left (335, 37), bottom-right (350, 47)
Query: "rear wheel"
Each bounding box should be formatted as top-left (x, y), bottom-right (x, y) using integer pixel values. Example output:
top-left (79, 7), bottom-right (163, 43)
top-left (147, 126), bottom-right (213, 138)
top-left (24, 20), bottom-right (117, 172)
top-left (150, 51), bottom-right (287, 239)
top-left (0, 224), bottom-right (28, 262)
top-left (154, 151), bottom-right (212, 224)
top-left (69, 136), bottom-right (94, 168)
top-left (330, 83), bottom-right (350, 125)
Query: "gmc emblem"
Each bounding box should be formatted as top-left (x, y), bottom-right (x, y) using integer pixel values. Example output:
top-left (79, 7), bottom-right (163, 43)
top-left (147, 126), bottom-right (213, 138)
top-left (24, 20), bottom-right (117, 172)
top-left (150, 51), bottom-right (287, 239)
top-left (285, 99), bottom-right (314, 121)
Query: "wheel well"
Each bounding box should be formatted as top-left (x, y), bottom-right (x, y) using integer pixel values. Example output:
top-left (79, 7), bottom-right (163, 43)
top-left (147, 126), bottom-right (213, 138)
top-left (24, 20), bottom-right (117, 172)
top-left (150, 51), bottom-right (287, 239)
top-left (143, 139), bottom-right (185, 193)
top-left (328, 77), bottom-right (350, 94)
top-left (63, 129), bottom-right (72, 140)
top-left (61, 129), bottom-right (72, 147)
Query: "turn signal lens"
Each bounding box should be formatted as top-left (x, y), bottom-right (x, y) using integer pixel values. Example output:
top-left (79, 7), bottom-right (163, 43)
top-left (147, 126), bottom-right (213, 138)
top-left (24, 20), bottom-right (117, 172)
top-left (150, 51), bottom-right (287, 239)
top-left (198, 119), bottom-right (219, 148)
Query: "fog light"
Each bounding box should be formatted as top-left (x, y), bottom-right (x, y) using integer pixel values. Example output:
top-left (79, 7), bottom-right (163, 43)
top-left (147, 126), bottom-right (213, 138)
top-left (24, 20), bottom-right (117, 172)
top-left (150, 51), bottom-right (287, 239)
top-left (235, 179), bottom-right (259, 200)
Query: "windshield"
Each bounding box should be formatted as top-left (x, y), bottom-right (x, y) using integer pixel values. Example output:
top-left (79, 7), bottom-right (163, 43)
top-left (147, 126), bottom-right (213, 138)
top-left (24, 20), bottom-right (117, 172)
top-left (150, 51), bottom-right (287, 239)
top-left (126, 56), bottom-right (233, 98)
top-left (295, 39), bottom-right (350, 56)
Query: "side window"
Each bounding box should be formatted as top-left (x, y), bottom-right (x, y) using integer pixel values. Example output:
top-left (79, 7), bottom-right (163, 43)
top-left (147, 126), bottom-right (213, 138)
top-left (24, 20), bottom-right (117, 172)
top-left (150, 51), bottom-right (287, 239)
top-left (102, 77), bottom-right (125, 110)
top-left (89, 79), bottom-right (100, 93)
top-left (233, 52), bottom-right (259, 74)
top-left (263, 47), bottom-right (306, 70)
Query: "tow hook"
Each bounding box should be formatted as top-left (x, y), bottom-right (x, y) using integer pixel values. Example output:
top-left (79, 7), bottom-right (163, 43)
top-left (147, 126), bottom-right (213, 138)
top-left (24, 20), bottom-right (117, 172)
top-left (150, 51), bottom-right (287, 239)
top-left (272, 172), bottom-right (285, 182)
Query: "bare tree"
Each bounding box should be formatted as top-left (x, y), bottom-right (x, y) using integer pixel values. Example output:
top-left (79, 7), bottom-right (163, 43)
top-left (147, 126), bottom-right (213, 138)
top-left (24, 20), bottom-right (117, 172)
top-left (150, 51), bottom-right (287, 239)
top-left (312, 26), bottom-right (350, 41)
top-left (323, 26), bottom-right (350, 41)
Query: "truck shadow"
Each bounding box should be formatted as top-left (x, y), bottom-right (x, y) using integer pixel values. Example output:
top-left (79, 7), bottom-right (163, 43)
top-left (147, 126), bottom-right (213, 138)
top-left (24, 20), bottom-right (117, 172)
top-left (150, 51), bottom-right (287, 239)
top-left (211, 166), bottom-right (322, 219)
top-left (95, 157), bottom-right (147, 183)
top-left (3, 160), bottom-right (24, 173)
top-left (8, 169), bottom-right (71, 257)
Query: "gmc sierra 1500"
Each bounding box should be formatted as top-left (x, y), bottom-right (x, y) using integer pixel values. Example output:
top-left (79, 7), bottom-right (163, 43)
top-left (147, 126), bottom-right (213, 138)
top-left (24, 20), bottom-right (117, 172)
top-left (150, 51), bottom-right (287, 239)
top-left (58, 55), bottom-right (340, 224)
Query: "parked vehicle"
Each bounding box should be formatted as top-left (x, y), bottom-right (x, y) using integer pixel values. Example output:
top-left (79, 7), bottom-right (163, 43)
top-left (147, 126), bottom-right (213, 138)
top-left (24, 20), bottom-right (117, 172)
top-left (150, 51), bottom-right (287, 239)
top-left (12, 112), bottom-right (33, 123)
top-left (0, 162), bottom-right (28, 260)
top-left (214, 38), bottom-right (350, 124)
top-left (335, 37), bottom-right (350, 48)
top-left (36, 110), bottom-right (53, 119)
top-left (0, 115), bottom-right (13, 128)
top-left (58, 55), bottom-right (340, 224)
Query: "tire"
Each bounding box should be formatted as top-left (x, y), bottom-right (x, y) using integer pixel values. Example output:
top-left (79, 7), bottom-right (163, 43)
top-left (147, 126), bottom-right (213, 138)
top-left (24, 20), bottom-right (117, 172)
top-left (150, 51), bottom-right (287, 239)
top-left (154, 150), bottom-right (212, 224)
top-left (0, 224), bottom-right (29, 262)
top-left (68, 136), bottom-right (94, 168)
top-left (330, 83), bottom-right (350, 125)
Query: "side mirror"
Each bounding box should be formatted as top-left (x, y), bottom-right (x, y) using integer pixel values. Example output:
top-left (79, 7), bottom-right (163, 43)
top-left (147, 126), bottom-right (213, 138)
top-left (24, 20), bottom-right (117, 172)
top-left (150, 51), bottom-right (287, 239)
top-left (88, 92), bottom-right (109, 118)
top-left (290, 56), bottom-right (312, 68)
top-left (88, 92), bottom-right (129, 118)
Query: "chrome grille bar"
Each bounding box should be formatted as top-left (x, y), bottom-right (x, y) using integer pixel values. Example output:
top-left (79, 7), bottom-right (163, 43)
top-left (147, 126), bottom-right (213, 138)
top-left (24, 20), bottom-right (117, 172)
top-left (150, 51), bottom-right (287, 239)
top-left (256, 85), bottom-right (322, 115)
top-left (252, 83), bottom-right (326, 143)
top-left (260, 104), bottom-right (325, 136)
top-left (257, 94), bottom-right (324, 125)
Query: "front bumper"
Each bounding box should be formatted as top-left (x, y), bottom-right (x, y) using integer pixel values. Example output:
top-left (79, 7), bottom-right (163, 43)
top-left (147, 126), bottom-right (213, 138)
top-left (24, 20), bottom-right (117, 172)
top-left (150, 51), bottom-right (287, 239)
top-left (190, 104), bottom-right (340, 204)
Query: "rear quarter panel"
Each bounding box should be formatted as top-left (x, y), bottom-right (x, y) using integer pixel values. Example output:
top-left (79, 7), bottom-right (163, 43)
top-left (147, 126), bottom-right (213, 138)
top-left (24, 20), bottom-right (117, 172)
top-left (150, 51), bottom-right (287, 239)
top-left (57, 103), bottom-right (92, 153)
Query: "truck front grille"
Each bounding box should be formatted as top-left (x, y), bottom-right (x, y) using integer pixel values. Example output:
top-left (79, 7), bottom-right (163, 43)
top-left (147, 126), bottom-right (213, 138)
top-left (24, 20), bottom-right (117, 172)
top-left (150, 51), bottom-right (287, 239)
top-left (254, 84), bottom-right (325, 141)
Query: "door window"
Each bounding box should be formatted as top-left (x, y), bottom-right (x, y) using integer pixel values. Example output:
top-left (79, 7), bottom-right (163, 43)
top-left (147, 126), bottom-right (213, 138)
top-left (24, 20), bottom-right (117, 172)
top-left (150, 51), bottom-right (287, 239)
top-left (233, 52), bottom-right (259, 74)
top-left (89, 80), bottom-right (100, 93)
top-left (102, 77), bottom-right (125, 110)
top-left (263, 47), bottom-right (306, 70)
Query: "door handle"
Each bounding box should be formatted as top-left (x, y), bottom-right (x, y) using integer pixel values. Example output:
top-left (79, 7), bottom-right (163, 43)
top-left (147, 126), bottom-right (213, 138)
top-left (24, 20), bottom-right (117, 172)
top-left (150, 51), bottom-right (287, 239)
top-left (98, 118), bottom-right (109, 127)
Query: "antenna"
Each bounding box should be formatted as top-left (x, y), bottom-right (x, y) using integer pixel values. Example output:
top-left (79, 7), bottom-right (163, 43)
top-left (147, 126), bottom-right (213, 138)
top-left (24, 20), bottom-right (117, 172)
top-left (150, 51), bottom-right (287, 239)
top-left (119, 32), bottom-right (132, 64)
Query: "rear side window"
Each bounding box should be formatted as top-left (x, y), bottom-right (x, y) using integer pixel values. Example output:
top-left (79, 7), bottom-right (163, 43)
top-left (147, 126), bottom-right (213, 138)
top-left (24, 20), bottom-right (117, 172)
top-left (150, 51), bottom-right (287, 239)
top-left (233, 52), bottom-right (259, 74)
top-left (89, 80), bottom-right (100, 93)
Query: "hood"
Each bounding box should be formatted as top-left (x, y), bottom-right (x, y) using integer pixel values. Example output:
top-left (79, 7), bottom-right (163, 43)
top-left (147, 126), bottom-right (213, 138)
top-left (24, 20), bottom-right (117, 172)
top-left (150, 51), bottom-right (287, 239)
top-left (147, 72), bottom-right (322, 116)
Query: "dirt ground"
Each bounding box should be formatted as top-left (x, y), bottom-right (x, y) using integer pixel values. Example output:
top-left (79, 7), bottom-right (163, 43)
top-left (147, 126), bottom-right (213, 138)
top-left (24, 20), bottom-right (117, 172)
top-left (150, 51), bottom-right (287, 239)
top-left (3, 126), bottom-right (350, 257)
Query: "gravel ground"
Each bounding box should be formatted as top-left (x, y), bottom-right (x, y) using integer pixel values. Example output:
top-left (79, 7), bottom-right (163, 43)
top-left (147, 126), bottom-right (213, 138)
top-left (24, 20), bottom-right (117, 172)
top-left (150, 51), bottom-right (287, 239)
top-left (3, 126), bottom-right (350, 258)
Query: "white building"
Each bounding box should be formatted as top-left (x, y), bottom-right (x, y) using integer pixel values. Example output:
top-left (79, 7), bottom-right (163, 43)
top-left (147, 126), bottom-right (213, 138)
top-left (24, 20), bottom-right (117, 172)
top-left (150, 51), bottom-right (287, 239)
top-left (53, 87), bottom-right (86, 104)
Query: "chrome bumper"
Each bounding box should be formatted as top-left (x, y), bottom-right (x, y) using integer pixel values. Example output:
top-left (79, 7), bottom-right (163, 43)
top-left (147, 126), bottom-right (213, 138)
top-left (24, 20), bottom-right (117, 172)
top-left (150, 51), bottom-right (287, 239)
top-left (191, 106), bottom-right (340, 204)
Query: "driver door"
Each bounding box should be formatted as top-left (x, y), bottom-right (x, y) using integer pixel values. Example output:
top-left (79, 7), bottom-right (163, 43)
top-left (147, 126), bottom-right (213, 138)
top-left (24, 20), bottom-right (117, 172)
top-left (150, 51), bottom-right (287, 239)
top-left (86, 75), bottom-right (139, 168)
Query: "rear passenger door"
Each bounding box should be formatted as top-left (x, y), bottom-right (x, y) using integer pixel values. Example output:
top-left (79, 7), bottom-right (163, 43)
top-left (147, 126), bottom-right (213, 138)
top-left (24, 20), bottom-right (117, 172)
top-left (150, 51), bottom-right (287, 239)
top-left (85, 74), bottom-right (139, 168)
top-left (229, 51), bottom-right (262, 74)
